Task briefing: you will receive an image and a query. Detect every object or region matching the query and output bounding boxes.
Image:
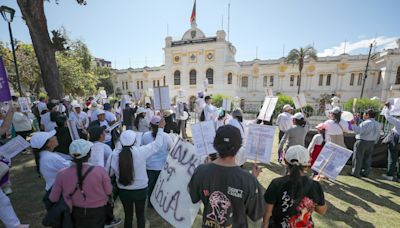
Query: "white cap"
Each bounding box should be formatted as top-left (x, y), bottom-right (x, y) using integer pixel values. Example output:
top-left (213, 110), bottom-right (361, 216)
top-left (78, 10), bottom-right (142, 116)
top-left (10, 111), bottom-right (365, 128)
top-left (136, 107), bottom-right (146, 115)
top-left (283, 104), bottom-right (293, 111)
top-left (72, 103), bottom-right (82, 109)
top-left (96, 109), bottom-right (105, 116)
top-left (90, 101), bottom-right (98, 108)
top-left (69, 139), bottom-right (93, 159)
top-left (292, 112), bottom-right (304, 120)
top-left (120, 130), bottom-right (136, 146)
top-left (285, 145), bottom-right (310, 166)
top-left (330, 107), bottom-right (341, 114)
top-left (30, 130), bottom-right (56, 149)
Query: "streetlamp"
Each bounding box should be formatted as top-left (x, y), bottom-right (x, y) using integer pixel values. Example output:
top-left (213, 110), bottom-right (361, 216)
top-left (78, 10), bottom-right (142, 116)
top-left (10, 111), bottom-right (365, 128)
top-left (0, 5), bottom-right (22, 96)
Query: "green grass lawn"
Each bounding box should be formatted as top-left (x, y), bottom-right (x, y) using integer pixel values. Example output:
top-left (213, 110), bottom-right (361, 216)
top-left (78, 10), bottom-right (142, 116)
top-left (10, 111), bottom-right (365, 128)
top-left (2, 135), bottom-right (400, 228)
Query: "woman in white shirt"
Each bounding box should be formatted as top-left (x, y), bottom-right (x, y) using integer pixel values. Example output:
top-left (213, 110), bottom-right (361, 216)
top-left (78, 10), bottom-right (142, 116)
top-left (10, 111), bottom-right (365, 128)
top-left (134, 107), bottom-right (149, 133)
top-left (323, 107), bottom-right (349, 148)
top-left (88, 126), bottom-right (112, 167)
top-left (30, 131), bottom-right (71, 192)
top-left (12, 107), bottom-right (32, 139)
top-left (106, 119), bottom-right (165, 228)
top-left (228, 109), bottom-right (247, 166)
top-left (142, 116), bottom-right (173, 207)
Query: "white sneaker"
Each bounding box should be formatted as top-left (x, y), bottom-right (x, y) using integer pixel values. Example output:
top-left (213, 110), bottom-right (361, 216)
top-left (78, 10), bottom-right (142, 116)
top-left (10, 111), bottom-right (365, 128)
top-left (381, 174), bottom-right (394, 181)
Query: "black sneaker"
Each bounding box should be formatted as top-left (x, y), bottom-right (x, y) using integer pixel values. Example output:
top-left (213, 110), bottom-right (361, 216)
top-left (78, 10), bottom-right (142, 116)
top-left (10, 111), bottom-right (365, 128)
top-left (104, 218), bottom-right (122, 228)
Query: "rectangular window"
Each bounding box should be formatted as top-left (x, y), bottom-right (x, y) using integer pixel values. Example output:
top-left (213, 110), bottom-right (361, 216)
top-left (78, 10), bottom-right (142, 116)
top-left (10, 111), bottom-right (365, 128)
top-left (157, 80), bottom-right (160, 87)
top-left (377, 71), bottom-right (381, 85)
top-left (290, 75), bottom-right (294, 86)
top-left (269, 76), bottom-right (274, 87)
top-left (296, 75), bottom-right (300, 86)
top-left (357, 73), bottom-right (363, 86)
top-left (125, 82), bottom-right (128, 90)
top-left (163, 76), bottom-right (166, 86)
top-left (241, 77), bottom-right (248, 88)
top-left (350, 73), bottom-right (355, 86)
top-left (136, 81), bottom-right (140, 89)
top-left (153, 80), bottom-right (155, 88)
top-left (263, 76), bottom-right (268, 87)
top-left (122, 81), bottom-right (125, 90)
top-left (140, 81), bottom-right (143, 89)
top-left (318, 74), bottom-right (324, 86)
top-left (326, 74), bottom-right (331, 86)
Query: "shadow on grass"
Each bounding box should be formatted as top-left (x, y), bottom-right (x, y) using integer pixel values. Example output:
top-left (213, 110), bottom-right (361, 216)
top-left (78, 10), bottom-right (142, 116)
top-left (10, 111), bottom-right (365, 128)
top-left (321, 201), bottom-right (375, 228)
top-left (335, 180), bottom-right (400, 213)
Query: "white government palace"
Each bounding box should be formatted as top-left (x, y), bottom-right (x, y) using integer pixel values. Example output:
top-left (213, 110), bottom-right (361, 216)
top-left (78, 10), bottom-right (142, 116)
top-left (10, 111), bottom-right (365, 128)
top-left (111, 20), bottom-right (400, 112)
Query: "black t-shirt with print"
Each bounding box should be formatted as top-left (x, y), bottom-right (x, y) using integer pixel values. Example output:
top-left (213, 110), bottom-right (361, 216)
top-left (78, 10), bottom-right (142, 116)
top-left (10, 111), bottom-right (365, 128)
top-left (188, 163), bottom-right (265, 228)
top-left (264, 175), bottom-right (325, 228)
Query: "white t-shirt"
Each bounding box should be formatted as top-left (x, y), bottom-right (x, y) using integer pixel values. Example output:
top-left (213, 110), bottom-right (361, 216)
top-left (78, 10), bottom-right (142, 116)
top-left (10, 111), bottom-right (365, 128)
top-left (39, 151), bottom-right (71, 190)
top-left (40, 112), bottom-right (57, 132)
top-left (89, 141), bottom-right (112, 167)
top-left (99, 120), bottom-right (112, 142)
top-left (105, 111), bottom-right (117, 123)
top-left (204, 104), bottom-right (217, 121)
top-left (276, 112), bottom-right (293, 132)
top-left (69, 111), bottom-right (89, 129)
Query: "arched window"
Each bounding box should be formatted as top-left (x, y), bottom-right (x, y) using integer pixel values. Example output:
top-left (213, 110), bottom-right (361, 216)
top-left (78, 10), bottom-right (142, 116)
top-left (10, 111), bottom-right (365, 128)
top-left (396, 66), bottom-right (400, 84)
top-left (269, 76), bottom-right (274, 87)
top-left (263, 76), bottom-right (268, 87)
top-left (227, 73), bottom-right (232, 84)
top-left (350, 73), bottom-right (355, 86)
top-left (241, 76), bottom-right (248, 88)
top-left (174, 70), bottom-right (180, 85)
top-left (190, 69), bottom-right (196, 85)
top-left (206, 68), bottom-right (214, 84)
top-left (357, 73), bottom-right (363, 86)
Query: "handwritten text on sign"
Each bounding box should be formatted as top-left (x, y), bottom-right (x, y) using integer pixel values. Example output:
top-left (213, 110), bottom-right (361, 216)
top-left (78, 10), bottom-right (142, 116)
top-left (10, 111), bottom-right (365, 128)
top-left (311, 142), bottom-right (353, 180)
top-left (150, 138), bottom-right (201, 228)
top-left (245, 124), bottom-right (276, 164)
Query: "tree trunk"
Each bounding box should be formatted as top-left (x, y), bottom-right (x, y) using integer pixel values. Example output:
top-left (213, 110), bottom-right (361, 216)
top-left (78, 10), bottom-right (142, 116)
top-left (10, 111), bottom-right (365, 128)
top-left (297, 70), bottom-right (302, 95)
top-left (17, 0), bottom-right (64, 100)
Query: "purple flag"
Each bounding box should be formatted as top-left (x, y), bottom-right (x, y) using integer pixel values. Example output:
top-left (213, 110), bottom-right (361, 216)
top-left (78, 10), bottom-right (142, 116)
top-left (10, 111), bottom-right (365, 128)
top-left (0, 57), bottom-right (12, 102)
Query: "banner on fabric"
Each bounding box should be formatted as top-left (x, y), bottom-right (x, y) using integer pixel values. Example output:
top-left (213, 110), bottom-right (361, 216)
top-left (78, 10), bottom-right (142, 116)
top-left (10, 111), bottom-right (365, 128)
top-left (150, 138), bottom-right (201, 228)
top-left (311, 142), bottom-right (353, 180)
top-left (245, 124), bottom-right (276, 164)
top-left (190, 120), bottom-right (216, 157)
top-left (0, 57), bottom-right (12, 102)
top-left (257, 96), bottom-right (278, 121)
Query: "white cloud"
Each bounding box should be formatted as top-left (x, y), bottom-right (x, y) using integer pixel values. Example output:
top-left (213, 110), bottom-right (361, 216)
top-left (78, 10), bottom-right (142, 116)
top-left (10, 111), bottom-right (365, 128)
top-left (318, 36), bottom-right (399, 57)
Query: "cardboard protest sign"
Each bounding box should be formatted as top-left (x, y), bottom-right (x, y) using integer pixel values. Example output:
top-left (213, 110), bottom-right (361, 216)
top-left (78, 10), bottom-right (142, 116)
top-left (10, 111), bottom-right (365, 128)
top-left (150, 138), bottom-right (201, 228)
top-left (0, 136), bottom-right (30, 159)
top-left (257, 97), bottom-right (278, 121)
top-left (222, 99), bottom-right (231, 111)
top-left (18, 97), bottom-right (31, 113)
top-left (190, 120), bottom-right (216, 157)
top-left (311, 142), bottom-right (353, 180)
top-left (67, 120), bottom-right (80, 140)
top-left (153, 86), bottom-right (170, 110)
top-left (245, 124), bottom-right (276, 164)
top-left (293, 93), bottom-right (307, 109)
top-left (0, 57), bottom-right (12, 102)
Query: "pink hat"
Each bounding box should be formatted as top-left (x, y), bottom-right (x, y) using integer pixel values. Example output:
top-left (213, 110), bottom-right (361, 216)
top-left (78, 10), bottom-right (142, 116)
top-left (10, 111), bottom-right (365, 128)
top-left (150, 116), bottom-right (161, 125)
top-left (316, 123), bottom-right (326, 131)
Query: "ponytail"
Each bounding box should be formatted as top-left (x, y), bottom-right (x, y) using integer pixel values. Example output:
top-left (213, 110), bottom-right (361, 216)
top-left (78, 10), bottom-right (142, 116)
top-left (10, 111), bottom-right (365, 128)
top-left (150, 123), bottom-right (158, 138)
top-left (74, 152), bottom-right (90, 191)
top-left (134, 113), bottom-right (144, 130)
top-left (118, 146), bottom-right (134, 186)
top-left (33, 148), bottom-right (41, 175)
top-left (288, 163), bottom-right (304, 205)
top-left (333, 112), bottom-right (341, 123)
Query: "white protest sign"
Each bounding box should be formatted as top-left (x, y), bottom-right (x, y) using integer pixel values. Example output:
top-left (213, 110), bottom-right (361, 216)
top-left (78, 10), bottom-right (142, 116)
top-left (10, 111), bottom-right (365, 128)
top-left (222, 99), bottom-right (231, 111)
top-left (311, 142), bottom-right (353, 180)
top-left (18, 97), bottom-right (30, 113)
top-left (106, 122), bottom-right (121, 132)
top-left (293, 93), bottom-right (307, 109)
top-left (190, 120), bottom-right (216, 157)
top-left (99, 90), bottom-right (107, 99)
top-left (352, 98), bottom-right (357, 113)
top-left (150, 138), bottom-right (201, 228)
top-left (67, 120), bottom-right (80, 140)
top-left (257, 97), bottom-right (278, 121)
top-left (265, 88), bottom-right (273, 97)
top-left (153, 86), bottom-right (170, 110)
top-left (203, 79), bottom-right (209, 89)
top-left (0, 136), bottom-right (30, 159)
top-left (245, 124), bottom-right (276, 163)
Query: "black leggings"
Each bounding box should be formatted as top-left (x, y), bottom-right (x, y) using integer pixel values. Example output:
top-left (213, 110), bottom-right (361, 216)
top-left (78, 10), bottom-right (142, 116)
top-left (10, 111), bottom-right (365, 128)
top-left (119, 188), bottom-right (147, 228)
top-left (72, 206), bottom-right (106, 228)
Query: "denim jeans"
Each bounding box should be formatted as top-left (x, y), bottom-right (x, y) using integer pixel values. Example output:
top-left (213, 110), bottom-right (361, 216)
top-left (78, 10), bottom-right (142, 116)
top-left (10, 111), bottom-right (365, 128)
top-left (387, 143), bottom-right (400, 177)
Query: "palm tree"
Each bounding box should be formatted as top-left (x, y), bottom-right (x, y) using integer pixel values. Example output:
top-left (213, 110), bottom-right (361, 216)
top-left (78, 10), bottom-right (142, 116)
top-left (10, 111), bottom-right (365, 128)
top-left (286, 46), bottom-right (318, 94)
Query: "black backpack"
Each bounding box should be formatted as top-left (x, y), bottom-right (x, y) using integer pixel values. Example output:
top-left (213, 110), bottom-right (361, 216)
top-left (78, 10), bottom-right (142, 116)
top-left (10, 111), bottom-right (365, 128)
top-left (200, 109), bottom-right (205, 121)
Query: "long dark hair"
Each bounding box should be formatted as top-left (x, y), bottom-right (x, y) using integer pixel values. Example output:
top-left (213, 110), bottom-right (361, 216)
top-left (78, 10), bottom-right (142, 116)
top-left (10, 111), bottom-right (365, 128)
top-left (332, 112), bottom-right (341, 123)
top-left (74, 152), bottom-right (90, 191)
top-left (118, 146), bottom-right (134, 186)
top-left (294, 118), bottom-right (306, 127)
top-left (134, 113), bottom-right (145, 130)
top-left (150, 123), bottom-right (158, 138)
top-left (33, 140), bottom-right (51, 175)
top-left (288, 163), bottom-right (305, 206)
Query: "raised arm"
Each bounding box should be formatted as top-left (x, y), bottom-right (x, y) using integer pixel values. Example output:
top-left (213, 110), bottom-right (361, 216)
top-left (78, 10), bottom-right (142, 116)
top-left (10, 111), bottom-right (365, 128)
top-left (140, 119), bottom-right (166, 159)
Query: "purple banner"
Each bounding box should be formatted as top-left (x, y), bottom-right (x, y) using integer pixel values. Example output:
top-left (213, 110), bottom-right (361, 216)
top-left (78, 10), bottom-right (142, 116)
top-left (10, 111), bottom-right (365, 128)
top-left (0, 57), bottom-right (12, 102)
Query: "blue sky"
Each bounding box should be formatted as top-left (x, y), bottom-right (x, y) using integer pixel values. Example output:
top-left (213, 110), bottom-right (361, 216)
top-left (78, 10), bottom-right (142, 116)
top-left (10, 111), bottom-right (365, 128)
top-left (0, 0), bottom-right (399, 69)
